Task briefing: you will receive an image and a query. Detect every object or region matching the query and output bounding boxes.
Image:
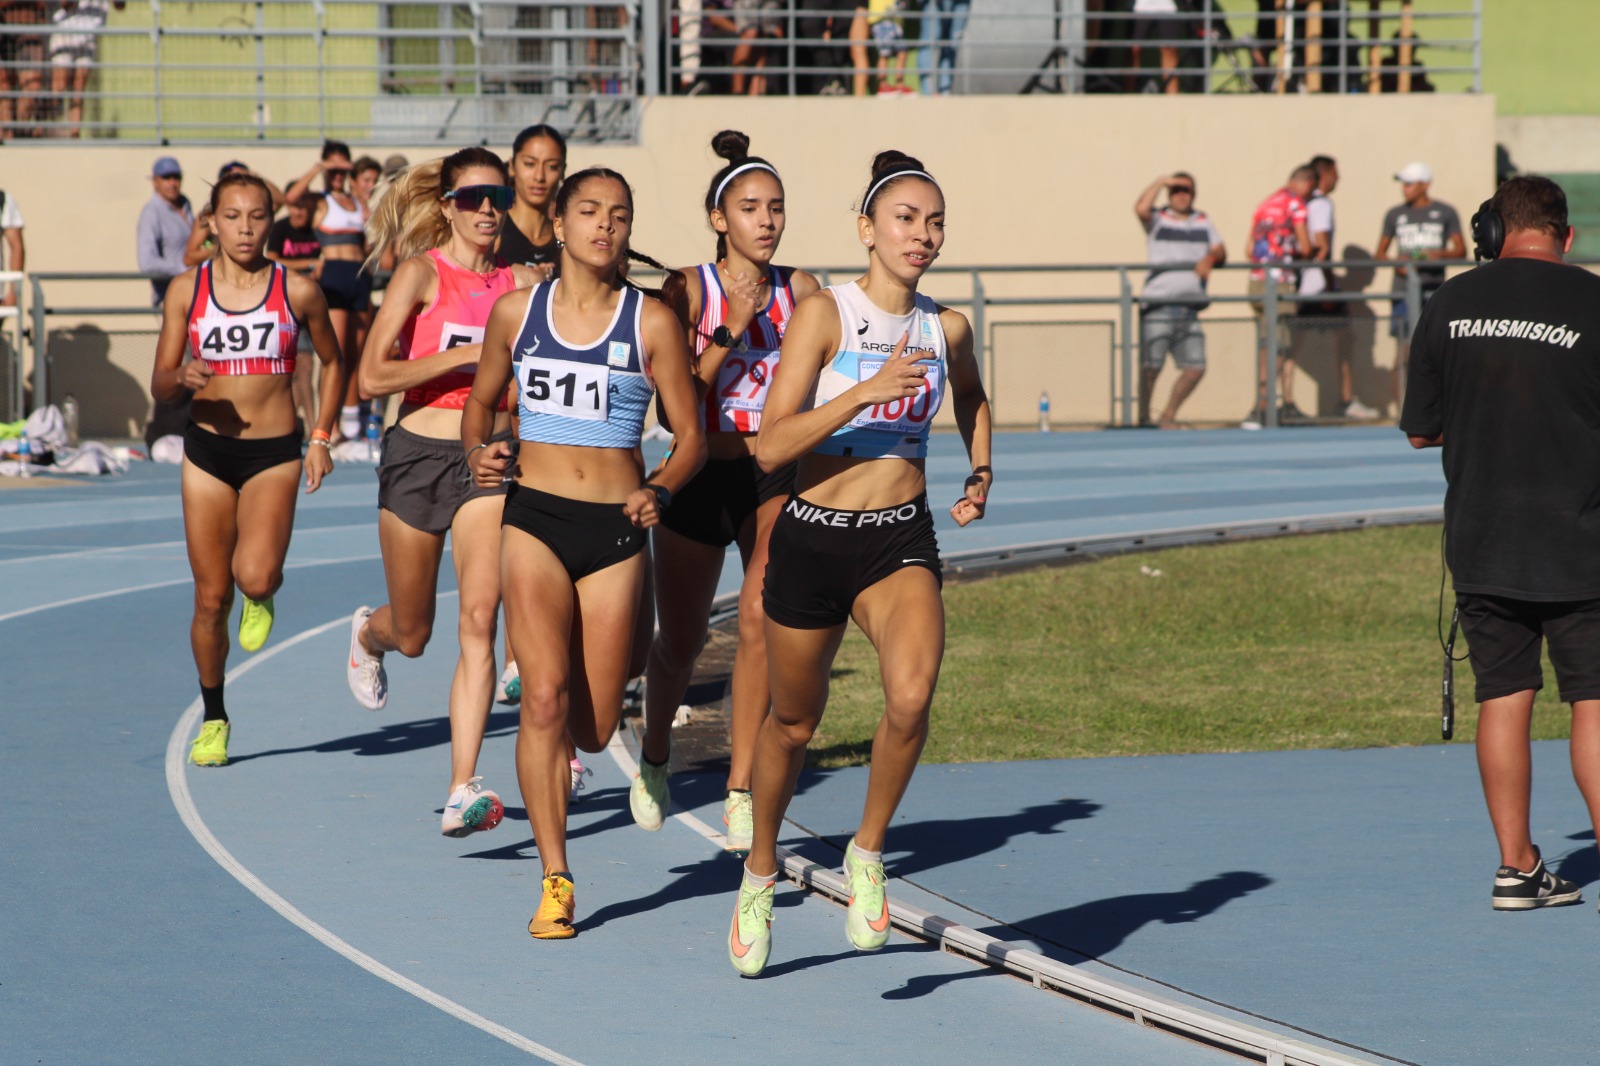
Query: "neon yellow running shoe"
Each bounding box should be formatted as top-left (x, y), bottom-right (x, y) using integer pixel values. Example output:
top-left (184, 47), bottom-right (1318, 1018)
top-left (629, 756), bottom-right (671, 831)
top-left (844, 838), bottom-right (890, 951)
top-left (528, 874), bottom-right (576, 940)
top-left (723, 790), bottom-right (753, 854)
top-left (238, 595), bottom-right (275, 652)
top-left (728, 872), bottom-right (774, 977)
top-left (189, 720), bottom-right (230, 767)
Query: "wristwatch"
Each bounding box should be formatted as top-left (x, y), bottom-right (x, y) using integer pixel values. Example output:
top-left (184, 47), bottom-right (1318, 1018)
top-left (643, 482), bottom-right (672, 511)
top-left (711, 324), bottom-right (747, 352)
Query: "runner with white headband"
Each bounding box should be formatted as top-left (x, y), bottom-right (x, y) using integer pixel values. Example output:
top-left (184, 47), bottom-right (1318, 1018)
top-left (631, 130), bottom-right (820, 854)
top-left (726, 149), bottom-right (993, 976)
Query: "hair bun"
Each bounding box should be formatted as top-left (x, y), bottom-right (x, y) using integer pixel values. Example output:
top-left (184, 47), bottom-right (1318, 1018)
top-left (712, 129), bottom-right (752, 164)
top-left (870, 149), bottom-right (923, 179)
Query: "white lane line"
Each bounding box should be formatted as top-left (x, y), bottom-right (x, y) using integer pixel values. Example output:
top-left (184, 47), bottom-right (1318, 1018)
top-left (0, 549), bottom-right (389, 624)
top-left (165, 613), bottom-right (584, 1066)
top-left (0, 522), bottom-right (377, 568)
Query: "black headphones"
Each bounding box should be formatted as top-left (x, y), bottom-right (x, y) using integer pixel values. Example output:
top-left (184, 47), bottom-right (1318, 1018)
top-left (1470, 198), bottom-right (1504, 262)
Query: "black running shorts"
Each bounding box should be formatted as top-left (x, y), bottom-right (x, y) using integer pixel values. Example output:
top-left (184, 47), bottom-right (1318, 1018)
top-left (183, 421), bottom-right (301, 492)
top-left (762, 494), bottom-right (941, 630)
top-left (501, 482), bottom-right (646, 582)
top-left (657, 456), bottom-right (795, 548)
top-left (1456, 592), bottom-right (1600, 704)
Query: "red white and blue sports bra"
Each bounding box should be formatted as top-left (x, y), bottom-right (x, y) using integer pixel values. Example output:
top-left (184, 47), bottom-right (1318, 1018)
top-left (693, 263), bottom-right (795, 433)
top-left (399, 248), bottom-right (518, 410)
top-left (186, 261), bottom-right (298, 376)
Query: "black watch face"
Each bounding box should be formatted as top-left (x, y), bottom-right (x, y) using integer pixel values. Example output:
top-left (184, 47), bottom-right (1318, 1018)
top-left (714, 326), bottom-right (733, 348)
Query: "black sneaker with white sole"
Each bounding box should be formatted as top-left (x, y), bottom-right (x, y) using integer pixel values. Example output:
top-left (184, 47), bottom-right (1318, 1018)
top-left (1491, 846), bottom-right (1581, 910)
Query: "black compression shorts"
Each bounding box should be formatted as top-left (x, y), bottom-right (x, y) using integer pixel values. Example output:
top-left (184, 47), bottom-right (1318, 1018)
top-left (657, 456), bottom-right (795, 547)
top-left (183, 421), bottom-right (301, 492)
top-left (762, 494), bottom-right (941, 630)
top-left (502, 483), bottom-right (647, 582)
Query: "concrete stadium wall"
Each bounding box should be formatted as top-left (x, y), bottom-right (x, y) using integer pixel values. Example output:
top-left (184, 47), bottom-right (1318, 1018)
top-left (4, 93), bottom-right (1495, 435)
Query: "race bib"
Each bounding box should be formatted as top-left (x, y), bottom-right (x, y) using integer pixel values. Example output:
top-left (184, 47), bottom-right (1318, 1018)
top-left (715, 349), bottom-right (779, 415)
top-left (196, 311), bottom-right (281, 363)
top-left (517, 356), bottom-right (608, 422)
top-left (439, 322), bottom-right (485, 372)
top-left (847, 359), bottom-right (943, 435)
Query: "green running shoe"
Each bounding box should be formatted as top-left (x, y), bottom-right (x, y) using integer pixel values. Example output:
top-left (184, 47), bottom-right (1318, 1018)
top-left (629, 756), bottom-right (671, 831)
top-left (723, 790), bottom-right (753, 854)
top-left (728, 873), bottom-right (774, 977)
top-left (190, 720), bottom-right (230, 767)
top-left (238, 595), bottom-right (275, 652)
top-left (844, 838), bottom-right (890, 951)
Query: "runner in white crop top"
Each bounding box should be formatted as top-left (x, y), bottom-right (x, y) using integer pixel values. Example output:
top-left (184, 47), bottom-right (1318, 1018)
top-left (725, 155), bottom-right (993, 977)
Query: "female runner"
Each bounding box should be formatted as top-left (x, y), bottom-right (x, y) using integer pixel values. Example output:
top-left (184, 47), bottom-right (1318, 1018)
top-left (150, 171), bottom-right (345, 767)
top-left (287, 140), bottom-right (371, 442)
top-left (494, 122), bottom-right (568, 707)
top-left (727, 151), bottom-right (992, 975)
top-left (464, 166), bottom-right (705, 939)
top-left (343, 148), bottom-right (539, 837)
top-left (632, 130), bottom-right (819, 854)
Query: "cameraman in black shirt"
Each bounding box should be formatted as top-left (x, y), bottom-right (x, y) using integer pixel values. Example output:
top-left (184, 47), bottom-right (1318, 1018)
top-left (1402, 175), bottom-right (1600, 912)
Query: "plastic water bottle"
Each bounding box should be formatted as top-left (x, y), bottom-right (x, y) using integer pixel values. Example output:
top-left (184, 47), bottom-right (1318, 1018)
top-left (62, 395), bottom-right (79, 446)
top-left (16, 434), bottom-right (30, 477)
top-left (1038, 391), bottom-right (1052, 433)
top-left (365, 414), bottom-right (382, 465)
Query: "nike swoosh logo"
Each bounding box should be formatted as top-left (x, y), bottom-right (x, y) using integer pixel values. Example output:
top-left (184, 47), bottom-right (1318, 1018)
top-left (867, 897), bottom-right (890, 933)
top-left (729, 914), bottom-right (755, 958)
top-left (902, 558), bottom-right (924, 564)
top-left (856, 318), bottom-right (869, 337)
top-left (349, 654), bottom-right (361, 669)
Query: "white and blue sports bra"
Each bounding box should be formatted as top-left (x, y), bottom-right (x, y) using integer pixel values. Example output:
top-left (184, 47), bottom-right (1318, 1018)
top-left (808, 281), bottom-right (947, 460)
top-left (511, 280), bottom-right (654, 449)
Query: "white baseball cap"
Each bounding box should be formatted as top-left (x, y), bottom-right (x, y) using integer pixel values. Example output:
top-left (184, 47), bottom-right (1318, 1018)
top-left (1395, 162), bottom-right (1433, 184)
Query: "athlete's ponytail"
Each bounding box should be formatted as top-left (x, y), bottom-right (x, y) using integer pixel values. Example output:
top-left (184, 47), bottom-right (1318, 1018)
top-left (860, 149), bottom-right (938, 218)
top-left (365, 146), bottom-right (507, 271)
top-left (703, 129), bottom-right (782, 263)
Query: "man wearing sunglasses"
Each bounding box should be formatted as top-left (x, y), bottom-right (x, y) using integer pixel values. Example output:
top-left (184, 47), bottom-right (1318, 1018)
top-left (1134, 171), bottom-right (1225, 428)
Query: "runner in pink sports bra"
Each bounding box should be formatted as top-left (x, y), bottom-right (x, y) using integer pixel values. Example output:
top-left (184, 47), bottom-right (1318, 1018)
top-left (399, 247), bottom-right (519, 411)
top-left (341, 147), bottom-right (540, 841)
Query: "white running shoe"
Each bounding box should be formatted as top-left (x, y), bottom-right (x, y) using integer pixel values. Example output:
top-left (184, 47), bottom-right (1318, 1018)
top-left (346, 606), bottom-right (388, 710)
top-left (569, 758), bottom-right (592, 804)
top-left (441, 776), bottom-right (504, 837)
top-left (1344, 398), bottom-right (1382, 420)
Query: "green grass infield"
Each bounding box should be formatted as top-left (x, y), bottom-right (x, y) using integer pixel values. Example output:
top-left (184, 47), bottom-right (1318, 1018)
top-left (807, 524), bottom-right (1573, 768)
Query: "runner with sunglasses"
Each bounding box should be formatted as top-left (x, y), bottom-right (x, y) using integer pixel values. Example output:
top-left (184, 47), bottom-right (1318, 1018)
top-left (150, 171), bottom-right (345, 767)
top-left (727, 150), bottom-right (992, 975)
top-left (464, 166), bottom-right (705, 939)
top-left (631, 130), bottom-right (819, 854)
top-left (344, 149), bottom-right (540, 838)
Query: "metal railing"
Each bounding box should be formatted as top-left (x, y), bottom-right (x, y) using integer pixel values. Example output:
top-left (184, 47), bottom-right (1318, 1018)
top-left (0, 0), bottom-right (646, 145)
top-left (664, 0), bottom-right (1480, 97)
top-left (0, 0), bottom-right (1480, 141)
top-left (25, 258), bottom-right (1466, 437)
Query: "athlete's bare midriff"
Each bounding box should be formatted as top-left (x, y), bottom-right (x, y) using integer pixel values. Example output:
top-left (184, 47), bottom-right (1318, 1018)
top-left (516, 440), bottom-right (646, 503)
top-left (793, 452), bottom-right (926, 510)
top-left (191, 375), bottom-right (299, 439)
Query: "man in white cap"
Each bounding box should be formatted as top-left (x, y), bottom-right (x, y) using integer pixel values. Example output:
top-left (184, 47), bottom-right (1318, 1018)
top-left (134, 155), bottom-right (194, 306)
top-left (1376, 162), bottom-right (1464, 410)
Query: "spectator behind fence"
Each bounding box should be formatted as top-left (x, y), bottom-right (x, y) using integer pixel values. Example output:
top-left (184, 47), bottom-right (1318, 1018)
top-left (1376, 161), bottom-right (1463, 409)
top-left (918, 0), bottom-right (969, 95)
top-left (731, 0), bottom-right (782, 94)
top-left (1299, 154), bottom-right (1377, 419)
top-left (1133, 171), bottom-right (1224, 427)
top-left (0, 1), bottom-right (47, 137)
top-left (867, 0), bottom-right (910, 94)
top-left (1400, 175), bottom-right (1600, 914)
top-left (1, 185), bottom-right (22, 306)
top-left (47, 0), bottom-right (123, 139)
top-left (135, 155), bottom-right (194, 306)
top-left (1245, 163), bottom-right (1315, 426)
top-left (268, 187), bottom-right (324, 439)
top-left (1130, 0), bottom-right (1187, 95)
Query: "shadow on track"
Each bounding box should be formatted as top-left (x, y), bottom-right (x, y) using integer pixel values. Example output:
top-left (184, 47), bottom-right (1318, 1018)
top-left (224, 710), bottom-right (519, 765)
top-left (879, 870), bottom-right (1273, 1001)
